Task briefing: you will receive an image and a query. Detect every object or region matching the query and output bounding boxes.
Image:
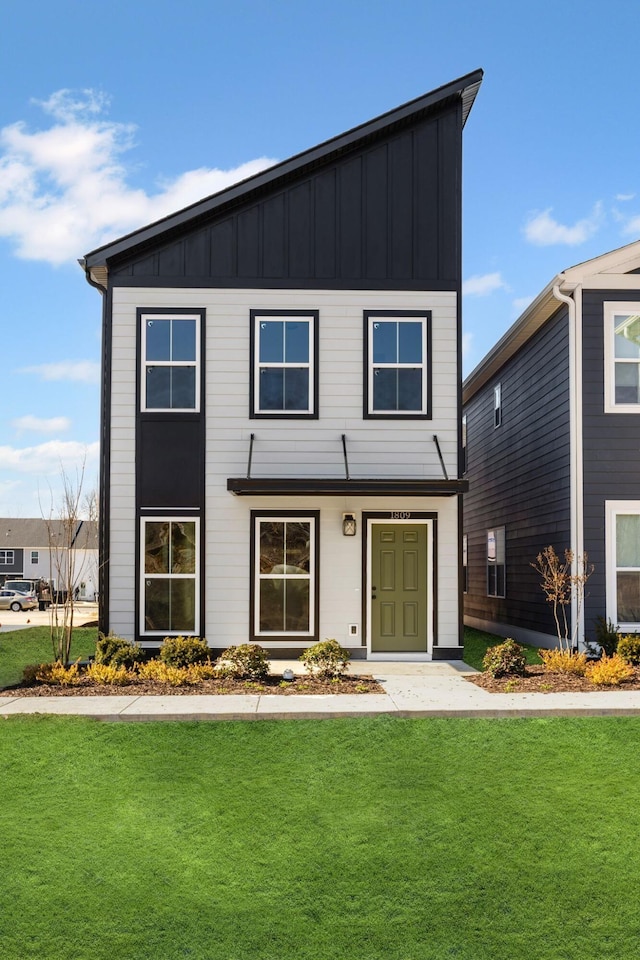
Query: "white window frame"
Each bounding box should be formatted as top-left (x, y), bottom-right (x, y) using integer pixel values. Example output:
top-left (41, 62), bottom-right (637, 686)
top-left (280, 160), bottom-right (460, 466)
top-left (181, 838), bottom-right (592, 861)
top-left (253, 313), bottom-right (316, 416)
top-left (462, 533), bottom-right (468, 594)
top-left (494, 383), bottom-right (502, 428)
top-left (367, 313), bottom-right (429, 416)
top-left (0, 550), bottom-right (14, 565)
top-left (31, 551), bottom-right (39, 564)
top-left (604, 302), bottom-right (640, 413)
top-left (605, 500), bottom-right (640, 631)
top-left (461, 414), bottom-right (468, 474)
top-left (253, 514), bottom-right (316, 638)
top-left (140, 516), bottom-right (200, 637)
top-left (141, 313), bottom-right (201, 413)
top-left (487, 526), bottom-right (506, 598)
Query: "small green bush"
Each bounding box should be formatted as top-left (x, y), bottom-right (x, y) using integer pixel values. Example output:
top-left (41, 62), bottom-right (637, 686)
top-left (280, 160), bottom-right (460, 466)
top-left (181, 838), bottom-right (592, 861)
top-left (159, 636), bottom-right (210, 667)
top-left (96, 633), bottom-right (145, 669)
top-left (617, 634), bottom-right (640, 666)
top-left (215, 643), bottom-right (270, 680)
top-left (482, 639), bottom-right (527, 678)
top-left (300, 639), bottom-right (351, 679)
top-left (594, 617), bottom-right (620, 657)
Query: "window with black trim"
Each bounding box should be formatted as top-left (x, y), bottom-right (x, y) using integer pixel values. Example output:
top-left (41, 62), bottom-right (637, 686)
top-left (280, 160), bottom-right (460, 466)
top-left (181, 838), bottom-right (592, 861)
top-left (487, 526), bottom-right (505, 598)
top-left (251, 311), bottom-right (318, 418)
top-left (365, 311), bottom-right (430, 417)
top-left (141, 314), bottom-right (200, 411)
top-left (252, 513), bottom-right (318, 638)
top-left (494, 383), bottom-right (502, 428)
top-left (140, 518), bottom-right (199, 636)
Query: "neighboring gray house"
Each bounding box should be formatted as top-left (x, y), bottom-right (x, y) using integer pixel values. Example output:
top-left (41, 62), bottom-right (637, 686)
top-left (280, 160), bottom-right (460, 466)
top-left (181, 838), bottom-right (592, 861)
top-left (462, 240), bottom-right (640, 648)
top-left (0, 518), bottom-right (98, 599)
top-left (82, 71), bottom-right (482, 659)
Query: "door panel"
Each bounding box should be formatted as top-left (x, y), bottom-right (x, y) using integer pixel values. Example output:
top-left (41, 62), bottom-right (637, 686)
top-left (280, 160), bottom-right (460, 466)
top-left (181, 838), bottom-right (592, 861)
top-left (371, 523), bottom-right (429, 652)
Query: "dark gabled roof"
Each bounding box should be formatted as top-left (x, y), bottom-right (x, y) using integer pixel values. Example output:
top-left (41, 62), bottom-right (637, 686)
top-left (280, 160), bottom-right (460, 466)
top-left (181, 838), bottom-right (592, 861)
top-left (82, 70), bottom-right (482, 274)
top-left (0, 518), bottom-right (98, 550)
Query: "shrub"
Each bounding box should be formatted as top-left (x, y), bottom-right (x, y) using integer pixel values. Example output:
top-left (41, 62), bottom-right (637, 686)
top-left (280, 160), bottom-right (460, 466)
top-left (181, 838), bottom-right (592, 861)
top-left (138, 660), bottom-right (217, 686)
top-left (617, 635), bottom-right (640, 666)
top-left (585, 654), bottom-right (634, 687)
top-left (86, 663), bottom-right (133, 686)
top-left (96, 633), bottom-right (145, 669)
top-left (34, 661), bottom-right (81, 686)
top-left (539, 648), bottom-right (587, 676)
top-left (594, 617), bottom-right (620, 657)
top-left (159, 636), bottom-right (211, 667)
top-left (300, 639), bottom-right (351, 679)
top-left (482, 639), bottom-right (527, 678)
top-left (215, 644), bottom-right (270, 680)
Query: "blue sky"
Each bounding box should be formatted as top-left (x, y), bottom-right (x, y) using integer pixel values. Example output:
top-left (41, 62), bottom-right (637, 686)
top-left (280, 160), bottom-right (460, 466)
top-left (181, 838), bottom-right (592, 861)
top-left (1, 0), bottom-right (639, 515)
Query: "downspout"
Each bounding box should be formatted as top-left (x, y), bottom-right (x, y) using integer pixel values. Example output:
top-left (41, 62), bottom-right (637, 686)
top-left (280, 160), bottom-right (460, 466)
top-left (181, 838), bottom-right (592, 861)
top-left (552, 280), bottom-right (584, 648)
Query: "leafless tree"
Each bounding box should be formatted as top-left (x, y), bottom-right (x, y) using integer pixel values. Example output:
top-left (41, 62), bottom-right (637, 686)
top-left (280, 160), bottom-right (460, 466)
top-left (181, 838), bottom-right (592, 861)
top-left (531, 546), bottom-right (594, 651)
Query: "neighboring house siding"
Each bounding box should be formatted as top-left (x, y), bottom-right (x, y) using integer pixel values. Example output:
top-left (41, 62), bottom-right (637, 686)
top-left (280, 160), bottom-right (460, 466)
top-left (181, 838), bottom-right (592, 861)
top-left (108, 108), bottom-right (462, 290)
top-left (581, 288), bottom-right (640, 630)
top-left (463, 307), bottom-right (571, 636)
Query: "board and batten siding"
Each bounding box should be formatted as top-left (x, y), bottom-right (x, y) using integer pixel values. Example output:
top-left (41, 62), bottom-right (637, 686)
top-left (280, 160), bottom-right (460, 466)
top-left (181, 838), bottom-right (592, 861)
top-left (108, 286), bottom-right (460, 648)
top-left (463, 306), bottom-right (571, 642)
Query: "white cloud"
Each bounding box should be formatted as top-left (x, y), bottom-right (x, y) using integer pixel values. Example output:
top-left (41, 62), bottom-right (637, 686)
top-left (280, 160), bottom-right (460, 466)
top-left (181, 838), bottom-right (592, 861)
top-left (616, 193), bottom-right (635, 202)
top-left (20, 361), bottom-right (100, 384)
top-left (462, 272), bottom-right (506, 297)
top-left (12, 415), bottom-right (71, 434)
top-left (523, 203), bottom-right (603, 246)
top-left (0, 89), bottom-right (277, 265)
top-left (622, 214), bottom-right (640, 237)
top-left (0, 440), bottom-right (99, 475)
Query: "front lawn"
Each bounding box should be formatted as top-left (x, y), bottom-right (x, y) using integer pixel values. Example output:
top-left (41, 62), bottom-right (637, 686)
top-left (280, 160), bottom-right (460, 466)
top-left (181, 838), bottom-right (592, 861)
top-left (463, 626), bottom-right (542, 671)
top-left (0, 626), bottom-right (98, 689)
top-left (1, 716), bottom-right (640, 959)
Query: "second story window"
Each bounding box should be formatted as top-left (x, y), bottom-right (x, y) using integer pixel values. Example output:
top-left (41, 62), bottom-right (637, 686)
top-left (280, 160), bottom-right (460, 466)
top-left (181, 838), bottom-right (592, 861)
top-left (142, 313), bottom-right (200, 412)
top-left (251, 311), bottom-right (318, 418)
top-left (494, 383), bottom-right (502, 428)
top-left (365, 311), bottom-right (431, 418)
top-left (0, 550), bottom-right (14, 565)
top-left (31, 551), bottom-right (39, 564)
top-left (462, 414), bottom-right (468, 474)
top-left (604, 303), bottom-right (640, 412)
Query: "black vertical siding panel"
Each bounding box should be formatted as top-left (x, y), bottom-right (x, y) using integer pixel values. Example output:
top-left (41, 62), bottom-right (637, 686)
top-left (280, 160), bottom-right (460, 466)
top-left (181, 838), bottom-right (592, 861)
top-left (184, 230), bottom-right (210, 278)
top-left (314, 170), bottom-right (336, 279)
top-left (364, 144), bottom-right (388, 280)
top-left (237, 207), bottom-right (260, 277)
top-left (262, 194), bottom-right (286, 278)
top-left (210, 219), bottom-right (235, 277)
top-left (437, 109), bottom-right (461, 283)
top-left (463, 308), bottom-right (572, 636)
top-left (388, 132), bottom-right (414, 280)
top-left (338, 157), bottom-right (363, 280)
top-left (581, 288), bottom-right (640, 629)
top-left (288, 182), bottom-right (312, 278)
top-left (158, 240), bottom-right (185, 277)
top-left (413, 120), bottom-right (439, 281)
top-left (132, 254), bottom-right (158, 276)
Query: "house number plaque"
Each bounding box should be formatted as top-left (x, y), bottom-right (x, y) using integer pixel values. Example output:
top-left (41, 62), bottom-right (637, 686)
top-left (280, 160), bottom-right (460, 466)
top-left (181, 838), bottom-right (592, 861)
top-left (390, 511), bottom-right (411, 519)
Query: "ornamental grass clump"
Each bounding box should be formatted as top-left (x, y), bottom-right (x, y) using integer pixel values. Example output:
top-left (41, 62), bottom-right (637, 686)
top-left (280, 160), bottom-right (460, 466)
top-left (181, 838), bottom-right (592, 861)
top-left (482, 639), bottom-right (527, 678)
top-left (300, 639), bottom-right (351, 679)
top-left (34, 661), bottom-right (81, 686)
top-left (215, 644), bottom-right (270, 680)
top-left (585, 653), bottom-right (635, 687)
top-left (159, 636), bottom-right (211, 667)
top-left (616, 635), bottom-right (640, 666)
top-left (539, 648), bottom-right (588, 676)
top-left (86, 662), bottom-right (133, 686)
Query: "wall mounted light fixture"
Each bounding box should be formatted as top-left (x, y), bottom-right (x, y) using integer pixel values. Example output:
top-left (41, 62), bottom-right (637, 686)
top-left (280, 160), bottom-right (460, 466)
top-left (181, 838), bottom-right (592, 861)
top-left (342, 513), bottom-right (357, 537)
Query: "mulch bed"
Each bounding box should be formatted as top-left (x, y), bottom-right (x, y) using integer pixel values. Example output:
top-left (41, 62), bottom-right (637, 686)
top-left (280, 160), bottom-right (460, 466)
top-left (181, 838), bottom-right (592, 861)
top-left (467, 665), bottom-right (640, 693)
top-left (1, 675), bottom-right (385, 698)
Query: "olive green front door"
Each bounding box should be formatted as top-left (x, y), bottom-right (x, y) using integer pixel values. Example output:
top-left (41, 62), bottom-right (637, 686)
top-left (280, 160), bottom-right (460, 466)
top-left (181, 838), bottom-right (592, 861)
top-left (370, 523), bottom-right (430, 653)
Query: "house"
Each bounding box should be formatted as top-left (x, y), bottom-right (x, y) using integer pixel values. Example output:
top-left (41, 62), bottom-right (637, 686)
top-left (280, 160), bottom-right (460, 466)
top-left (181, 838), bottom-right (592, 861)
top-left (0, 518), bottom-right (99, 599)
top-left (462, 240), bottom-right (640, 648)
top-left (82, 70), bottom-right (483, 659)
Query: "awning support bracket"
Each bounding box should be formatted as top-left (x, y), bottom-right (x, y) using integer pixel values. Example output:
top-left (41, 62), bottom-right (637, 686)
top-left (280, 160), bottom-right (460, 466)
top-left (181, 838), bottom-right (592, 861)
top-left (342, 434), bottom-right (350, 481)
top-left (433, 434), bottom-right (449, 481)
top-left (247, 433), bottom-right (255, 480)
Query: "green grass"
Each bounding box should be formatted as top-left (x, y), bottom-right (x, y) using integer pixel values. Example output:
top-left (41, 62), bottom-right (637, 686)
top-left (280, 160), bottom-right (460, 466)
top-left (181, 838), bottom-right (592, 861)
top-left (1, 717), bottom-right (640, 959)
top-left (0, 626), bottom-right (98, 689)
top-left (463, 626), bottom-right (542, 671)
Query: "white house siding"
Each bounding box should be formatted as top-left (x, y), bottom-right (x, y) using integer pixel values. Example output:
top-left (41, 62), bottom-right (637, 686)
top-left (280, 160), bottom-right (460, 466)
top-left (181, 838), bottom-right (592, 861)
top-left (109, 287), bottom-right (460, 653)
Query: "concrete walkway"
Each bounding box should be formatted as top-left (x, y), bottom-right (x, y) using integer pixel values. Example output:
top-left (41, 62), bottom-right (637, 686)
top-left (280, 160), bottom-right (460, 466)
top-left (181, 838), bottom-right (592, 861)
top-left (3, 660), bottom-right (640, 721)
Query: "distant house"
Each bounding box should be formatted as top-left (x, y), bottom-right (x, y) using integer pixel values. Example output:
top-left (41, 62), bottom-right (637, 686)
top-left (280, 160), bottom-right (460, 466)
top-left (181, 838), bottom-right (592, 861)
top-left (462, 240), bottom-right (640, 648)
top-left (0, 518), bottom-right (98, 599)
top-left (82, 70), bottom-right (483, 659)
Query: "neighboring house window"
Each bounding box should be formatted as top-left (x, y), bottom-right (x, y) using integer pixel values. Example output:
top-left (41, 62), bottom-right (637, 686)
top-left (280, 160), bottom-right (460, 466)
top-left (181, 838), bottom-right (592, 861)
top-left (494, 383), bottom-right (502, 427)
top-left (462, 534), bottom-right (468, 593)
top-left (365, 311), bottom-right (431, 417)
top-left (487, 527), bottom-right (505, 598)
top-left (251, 310), bottom-right (318, 418)
top-left (604, 302), bottom-right (640, 412)
top-left (31, 551), bottom-right (39, 564)
top-left (141, 313), bottom-right (200, 411)
top-left (141, 518), bottom-right (199, 635)
top-left (0, 550), bottom-right (14, 565)
top-left (606, 502), bottom-right (640, 628)
top-left (252, 512), bottom-right (319, 638)
top-left (461, 414), bottom-right (468, 474)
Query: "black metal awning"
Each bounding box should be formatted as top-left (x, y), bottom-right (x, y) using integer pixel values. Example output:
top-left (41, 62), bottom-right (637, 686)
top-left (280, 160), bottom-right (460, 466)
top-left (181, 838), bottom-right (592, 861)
top-left (227, 477), bottom-right (468, 496)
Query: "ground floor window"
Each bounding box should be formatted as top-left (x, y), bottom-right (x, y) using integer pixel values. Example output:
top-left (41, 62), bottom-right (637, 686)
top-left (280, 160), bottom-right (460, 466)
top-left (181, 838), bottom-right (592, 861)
top-left (607, 502), bottom-right (640, 627)
top-left (487, 526), bottom-right (505, 598)
top-left (141, 517), bottom-right (199, 635)
top-left (252, 512), bottom-right (318, 638)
